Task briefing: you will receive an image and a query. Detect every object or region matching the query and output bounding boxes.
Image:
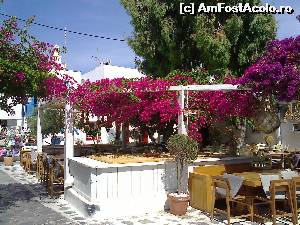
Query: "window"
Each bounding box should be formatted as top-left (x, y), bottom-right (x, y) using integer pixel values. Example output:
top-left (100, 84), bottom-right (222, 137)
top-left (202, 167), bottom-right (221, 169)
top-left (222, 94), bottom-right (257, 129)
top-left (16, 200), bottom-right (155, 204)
top-left (292, 123), bottom-right (300, 132)
top-left (0, 120), bottom-right (7, 126)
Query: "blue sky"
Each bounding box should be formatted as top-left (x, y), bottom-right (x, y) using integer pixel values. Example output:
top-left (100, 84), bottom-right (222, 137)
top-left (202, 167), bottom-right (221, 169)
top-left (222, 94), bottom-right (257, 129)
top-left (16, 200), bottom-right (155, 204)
top-left (1, 0), bottom-right (299, 73)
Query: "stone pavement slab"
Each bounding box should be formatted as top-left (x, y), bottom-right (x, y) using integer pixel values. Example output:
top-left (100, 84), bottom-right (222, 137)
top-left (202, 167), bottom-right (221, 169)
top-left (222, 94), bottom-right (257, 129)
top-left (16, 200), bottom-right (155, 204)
top-left (0, 170), bottom-right (75, 225)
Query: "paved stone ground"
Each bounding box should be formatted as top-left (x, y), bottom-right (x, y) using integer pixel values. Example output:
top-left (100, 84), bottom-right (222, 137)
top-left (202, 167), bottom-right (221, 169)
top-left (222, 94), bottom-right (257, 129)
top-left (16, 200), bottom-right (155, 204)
top-left (0, 163), bottom-right (296, 225)
top-left (0, 169), bottom-right (75, 225)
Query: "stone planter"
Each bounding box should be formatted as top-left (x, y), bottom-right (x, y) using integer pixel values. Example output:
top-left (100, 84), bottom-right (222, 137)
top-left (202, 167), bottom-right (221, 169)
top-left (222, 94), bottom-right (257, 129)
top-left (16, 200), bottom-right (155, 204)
top-left (4, 156), bottom-right (13, 166)
top-left (168, 193), bottom-right (189, 216)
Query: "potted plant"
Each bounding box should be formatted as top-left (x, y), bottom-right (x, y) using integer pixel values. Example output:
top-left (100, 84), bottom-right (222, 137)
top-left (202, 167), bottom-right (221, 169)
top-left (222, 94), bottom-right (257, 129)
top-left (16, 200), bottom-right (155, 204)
top-left (2, 129), bottom-right (21, 166)
top-left (166, 134), bottom-right (198, 216)
top-left (3, 148), bottom-right (14, 166)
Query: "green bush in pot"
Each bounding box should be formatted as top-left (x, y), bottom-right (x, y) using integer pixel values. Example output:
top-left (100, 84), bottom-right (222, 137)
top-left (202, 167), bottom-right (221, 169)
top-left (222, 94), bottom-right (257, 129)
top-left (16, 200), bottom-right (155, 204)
top-left (166, 134), bottom-right (198, 215)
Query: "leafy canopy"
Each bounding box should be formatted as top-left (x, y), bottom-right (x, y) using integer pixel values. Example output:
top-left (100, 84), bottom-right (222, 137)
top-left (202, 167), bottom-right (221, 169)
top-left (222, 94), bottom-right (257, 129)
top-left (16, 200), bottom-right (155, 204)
top-left (27, 103), bottom-right (65, 138)
top-left (121, 0), bottom-right (276, 78)
top-left (167, 134), bottom-right (198, 163)
top-left (0, 17), bottom-right (62, 113)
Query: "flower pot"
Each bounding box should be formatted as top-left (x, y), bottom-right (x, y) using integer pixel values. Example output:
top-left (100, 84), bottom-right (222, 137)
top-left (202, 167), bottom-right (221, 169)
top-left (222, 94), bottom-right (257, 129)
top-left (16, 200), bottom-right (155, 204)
top-left (168, 193), bottom-right (189, 216)
top-left (4, 156), bottom-right (13, 166)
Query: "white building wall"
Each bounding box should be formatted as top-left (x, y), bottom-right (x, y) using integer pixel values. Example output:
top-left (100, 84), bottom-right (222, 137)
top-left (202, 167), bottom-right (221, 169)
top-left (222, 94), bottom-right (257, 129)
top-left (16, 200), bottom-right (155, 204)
top-left (245, 127), bottom-right (277, 145)
top-left (280, 121), bottom-right (300, 150)
top-left (81, 63), bottom-right (145, 144)
top-left (245, 121), bottom-right (300, 151)
top-left (82, 63), bottom-right (144, 82)
top-left (0, 104), bottom-right (23, 129)
top-left (65, 70), bottom-right (83, 84)
top-left (82, 66), bottom-right (104, 82)
top-left (0, 104), bottom-right (23, 120)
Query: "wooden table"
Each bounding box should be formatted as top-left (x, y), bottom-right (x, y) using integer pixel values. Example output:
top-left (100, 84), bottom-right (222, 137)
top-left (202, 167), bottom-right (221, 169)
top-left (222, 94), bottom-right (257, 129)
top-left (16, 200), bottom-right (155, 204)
top-left (234, 172), bottom-right (262, 188)
top-left (46, 154), bottom-right (64, 161)
top-left (233, 172), bottom-right (270, 215)
top-left (269, 152), bottom-right (290, 157)
top-left (234, 171), bottom-right (281, 187)
top-left (270, 152), bottom-right (291, 169)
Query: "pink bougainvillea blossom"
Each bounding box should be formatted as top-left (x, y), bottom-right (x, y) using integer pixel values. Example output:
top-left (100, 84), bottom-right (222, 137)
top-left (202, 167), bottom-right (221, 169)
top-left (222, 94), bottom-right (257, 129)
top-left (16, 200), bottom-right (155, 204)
top-left (52, 35), bottom-right (300, 142)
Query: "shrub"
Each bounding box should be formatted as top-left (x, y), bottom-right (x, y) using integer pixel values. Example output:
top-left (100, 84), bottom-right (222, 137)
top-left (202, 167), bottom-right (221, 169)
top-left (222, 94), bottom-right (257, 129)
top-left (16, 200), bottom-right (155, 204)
top-left (167, 134), bottom-right (198, 193)
top-left (167, 134), bottom-right (198, 164)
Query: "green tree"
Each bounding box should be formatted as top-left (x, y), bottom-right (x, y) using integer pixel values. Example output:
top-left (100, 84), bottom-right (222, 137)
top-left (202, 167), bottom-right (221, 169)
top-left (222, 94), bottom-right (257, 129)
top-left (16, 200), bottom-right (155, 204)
top-left (121, 0), bottom-right (276, 78)
top-left (0, 17), bottom-right (61, 113)
top-left (27, 103), bottom-right (65, 139)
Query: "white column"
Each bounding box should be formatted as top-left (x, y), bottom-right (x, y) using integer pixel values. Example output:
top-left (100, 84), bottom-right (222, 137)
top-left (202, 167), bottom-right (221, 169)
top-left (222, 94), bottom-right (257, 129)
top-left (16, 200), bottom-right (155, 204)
top-left (277, 123), bottom-right (282, 145)
top-left (178, 86), bottom-right (187, 135)
top-left (64, 102), bottom-right (74, 189)
top-left (21, 105), bottom-right (25, 128)
top-left (36, 101), bottom-right (43, 153)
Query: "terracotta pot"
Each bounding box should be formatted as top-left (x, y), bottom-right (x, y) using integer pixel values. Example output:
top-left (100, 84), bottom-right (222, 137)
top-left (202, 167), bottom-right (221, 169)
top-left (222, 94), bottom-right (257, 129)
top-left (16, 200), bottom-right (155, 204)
top-left (4, 156), bottom-right (13, 166)
top-left (168, 193), bottom-right (189, 216)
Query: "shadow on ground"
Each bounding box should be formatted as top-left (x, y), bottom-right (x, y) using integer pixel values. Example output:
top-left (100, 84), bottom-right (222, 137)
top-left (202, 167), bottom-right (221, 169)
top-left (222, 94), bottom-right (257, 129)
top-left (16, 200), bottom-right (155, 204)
top-left (0, 170), bottom-right (73, 225)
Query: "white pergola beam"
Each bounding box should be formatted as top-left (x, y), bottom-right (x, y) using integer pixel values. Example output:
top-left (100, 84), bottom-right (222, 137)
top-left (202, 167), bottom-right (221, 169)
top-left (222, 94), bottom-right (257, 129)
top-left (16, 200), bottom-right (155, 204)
top-left (169, 84), bottom-right (243, 91)
top-left (171, 84), bottom-right (250, 136)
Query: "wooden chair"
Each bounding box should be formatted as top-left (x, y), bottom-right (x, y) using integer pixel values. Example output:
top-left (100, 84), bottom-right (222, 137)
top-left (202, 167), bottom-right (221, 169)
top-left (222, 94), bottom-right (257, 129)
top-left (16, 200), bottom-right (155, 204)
top-left (42, 154), bottom-right (50, 188)
top-left (291, 177), bottom-right (300, 222)
top-left (219, 144), bottom-right (230, 155)
top-left (203, 145), bottom-right (214, 156)
top-left (254, 175), bottom-right (296, 225)
top-left (20, 148), bottom-right (29, 169)
top-left (290, 154), bottom-right (300, 170)
top-left (24, 152), bottom-right (32, 172)
top-left (36, 153), bottom-right (44, 182)
top-left (22, 152), bottom-right (29, 170)
top-left (252, 150), bottom-right (272, 170)
top-left (211, 175), bottom-right (254, 224)
top-left (48, 158), bottom-right (64, 198)
top-left (25, 150), bottom-right (38, 173)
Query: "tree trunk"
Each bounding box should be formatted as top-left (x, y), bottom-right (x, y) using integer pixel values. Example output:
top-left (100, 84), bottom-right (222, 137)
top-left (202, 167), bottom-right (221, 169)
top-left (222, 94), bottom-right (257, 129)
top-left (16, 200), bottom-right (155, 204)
top-left (115, 123), bottom-right (121, 141)
top-left (232, 119), bottom-right (247, 155)
top-left (142, 131), bottom-right (148, 144)
top-left (121, 122), bottom-right (129, 149)
top-left (177, 160), bottom-right (188, 194)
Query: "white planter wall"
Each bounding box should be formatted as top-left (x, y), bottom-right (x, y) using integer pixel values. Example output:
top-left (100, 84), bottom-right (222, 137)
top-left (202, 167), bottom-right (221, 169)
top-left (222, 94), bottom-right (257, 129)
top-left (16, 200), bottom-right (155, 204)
top-left (67, 158), bottom-right (178, 216)
top-left (66, 156), bottom-right (251, 217)
top-left (69, 159), bottom-right (96, 201)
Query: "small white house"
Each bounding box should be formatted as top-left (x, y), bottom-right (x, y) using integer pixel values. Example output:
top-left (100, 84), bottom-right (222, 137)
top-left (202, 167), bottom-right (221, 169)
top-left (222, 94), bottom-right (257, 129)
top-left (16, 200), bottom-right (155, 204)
top-left (0, 104), bottom-right (24, 129)
top-left (65, 70), bottom-right (83, 84)
top-left (79, 62), bottom-right (145, 145)
top-left (245, 103), bottom-right (300, 150)
top-left (82, 61), bottom-right (145, 82)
